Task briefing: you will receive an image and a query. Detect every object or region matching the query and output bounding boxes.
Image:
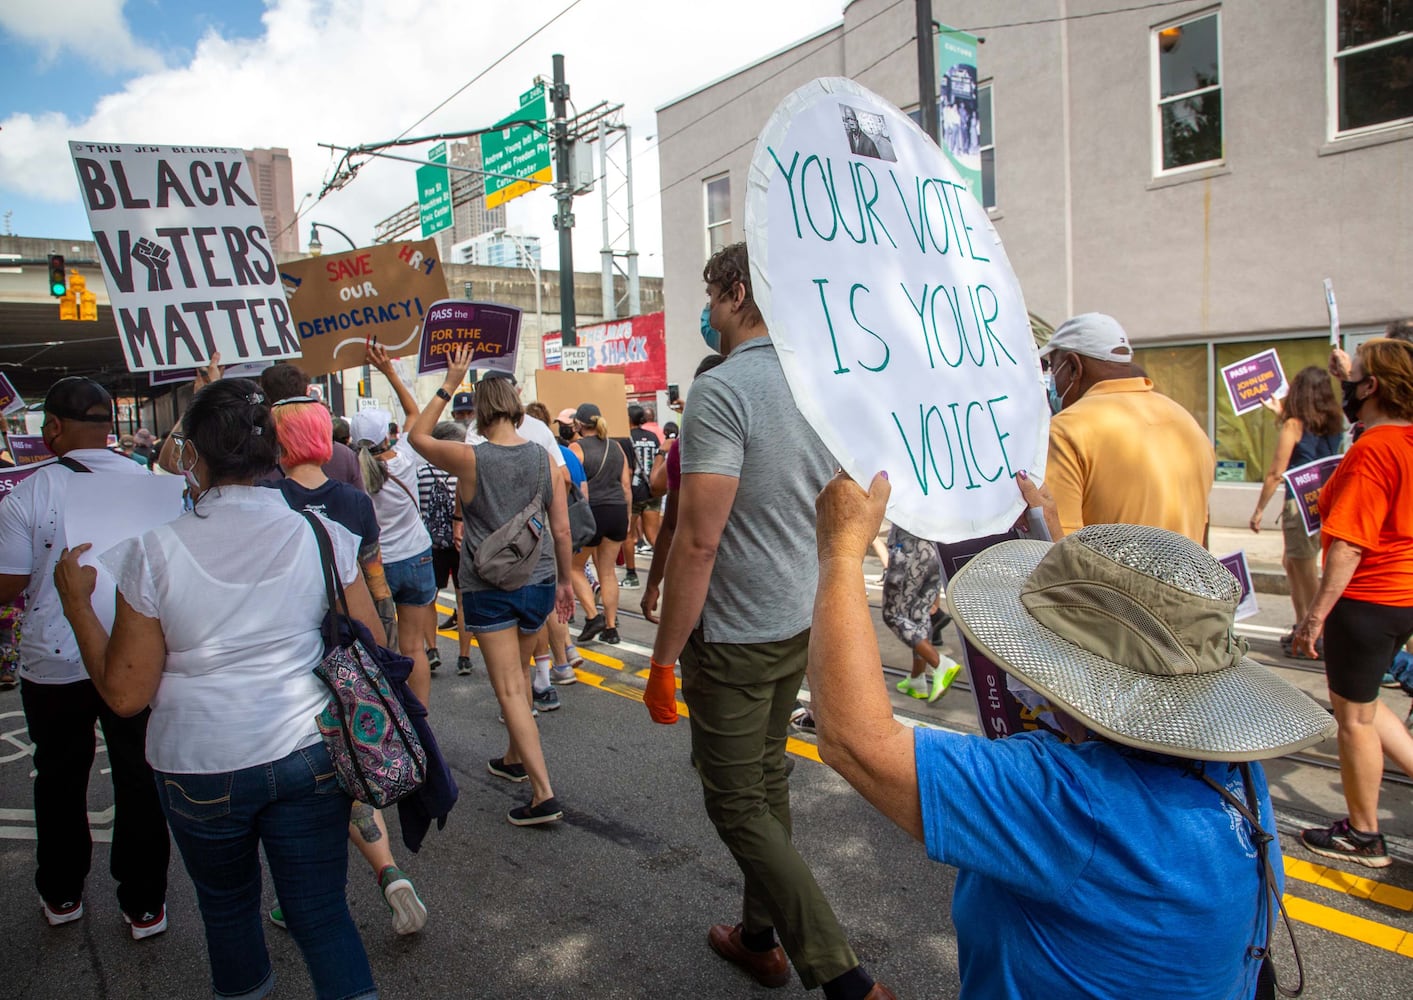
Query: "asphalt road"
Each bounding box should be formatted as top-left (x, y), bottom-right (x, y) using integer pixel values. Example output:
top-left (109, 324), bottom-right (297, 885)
top-left (1, 573), bottom-right (1410, 998)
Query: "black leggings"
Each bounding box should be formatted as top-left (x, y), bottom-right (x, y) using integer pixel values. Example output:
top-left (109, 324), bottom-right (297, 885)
top-left (1323, 597), bottom-right (1413, 703)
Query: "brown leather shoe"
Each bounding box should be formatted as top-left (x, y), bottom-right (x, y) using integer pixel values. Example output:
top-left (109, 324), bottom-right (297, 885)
top-left (707, 923), bottom-right (790, 988)
top-left (863, 985), bottom-right (898, 1000)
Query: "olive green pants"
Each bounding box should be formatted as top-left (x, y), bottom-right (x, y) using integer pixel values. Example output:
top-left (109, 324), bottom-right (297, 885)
top-left (681, 627), bottom-right (859, 989)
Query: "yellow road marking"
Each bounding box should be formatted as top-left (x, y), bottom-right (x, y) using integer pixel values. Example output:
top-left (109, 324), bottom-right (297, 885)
top-left (1284, 857), bottom-right (1413, 912)
top-left (1283, 894), bottom-right (1413, 956)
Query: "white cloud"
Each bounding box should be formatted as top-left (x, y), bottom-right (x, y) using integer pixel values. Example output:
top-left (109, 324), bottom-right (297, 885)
top-left (0, 0), bottom-right (164, 73)
top-left (0, 0), bottom-right (846, 275)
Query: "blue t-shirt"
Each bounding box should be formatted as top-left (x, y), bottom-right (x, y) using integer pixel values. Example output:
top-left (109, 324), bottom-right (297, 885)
top-left (915, 729), bottom-right (1275, 1000)
top-left (560, 444), bottom-right (586, 489)
top-left (278, 478), bottom-right (380, 550)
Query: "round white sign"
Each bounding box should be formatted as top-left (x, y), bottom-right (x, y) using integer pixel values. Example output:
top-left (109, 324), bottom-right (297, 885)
top-left (746, 78), bottom-right (1047, 542)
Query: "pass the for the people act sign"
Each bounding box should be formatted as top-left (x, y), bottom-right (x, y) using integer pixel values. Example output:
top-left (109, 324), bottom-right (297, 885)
top-left (747, 78), bottom-right (1046, 542)
top-left (69, 142), bottom-right (300, 372)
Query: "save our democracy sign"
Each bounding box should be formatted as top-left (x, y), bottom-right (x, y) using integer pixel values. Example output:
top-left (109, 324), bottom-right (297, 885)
top-left (1221, 348), bottom-right (1287, 416)
top-left (416, 300), bottom-right (521, 376)
top-left (1284, 455), bottom-right (1342, 537)
top-left (278, 240), bottom-right (444, 377)
top-left (69, 142), bottom-right (299, 372)
top-left (746, 78), bottom-right (1046, 542)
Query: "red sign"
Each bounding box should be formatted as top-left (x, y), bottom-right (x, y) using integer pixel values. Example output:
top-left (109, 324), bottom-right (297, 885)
top-left (542, 312), bottom-right (666, 394)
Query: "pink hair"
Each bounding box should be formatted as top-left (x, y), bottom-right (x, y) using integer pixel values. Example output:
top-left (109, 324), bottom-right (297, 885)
top-left (273, 401), bottom-right (333, 467)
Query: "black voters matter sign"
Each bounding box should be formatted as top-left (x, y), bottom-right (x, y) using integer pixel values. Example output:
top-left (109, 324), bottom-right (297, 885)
top-left (69, 142), bottom-right (299, 372)
top-left (746, 79), bottom-right (1047, 542)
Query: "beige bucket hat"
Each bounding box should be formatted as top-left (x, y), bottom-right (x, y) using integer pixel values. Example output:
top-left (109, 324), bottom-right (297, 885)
top-left (945, 523), bottom-right (1334, 761)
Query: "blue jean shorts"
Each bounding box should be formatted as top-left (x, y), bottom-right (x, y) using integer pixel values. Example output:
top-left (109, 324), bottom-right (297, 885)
top-left (462, 582), bottom-right (555, 635)
top-left (385, 548), bottom-right (437, 607)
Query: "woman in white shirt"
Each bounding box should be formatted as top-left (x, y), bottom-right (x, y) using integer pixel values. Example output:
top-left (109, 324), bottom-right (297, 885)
top-left (349, 345), bottom-right (436, 708)
top-left (54, 379), bottom-right (382, 1000)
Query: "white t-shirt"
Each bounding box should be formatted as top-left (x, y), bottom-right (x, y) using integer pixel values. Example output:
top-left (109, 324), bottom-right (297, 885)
top-left (0, 449), bottom-right (151, 684)
top-left (465, 416), bottom-right (568, 467)
top-left (101, 486), bottom-right (361, 774)
top-left (370, 441), bottom-right (433, 563)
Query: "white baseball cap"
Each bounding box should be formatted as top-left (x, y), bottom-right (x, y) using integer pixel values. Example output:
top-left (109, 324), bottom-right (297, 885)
top-left (1038, 312), bottom-right (1133, 364)
top-left (349, 408), bottom-right (392, 448)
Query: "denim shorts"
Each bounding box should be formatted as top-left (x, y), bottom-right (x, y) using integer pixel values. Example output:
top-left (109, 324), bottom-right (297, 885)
top-left (462, 582), bottom-right (555, 635)
top-left (385, 548), bottom-right (437, 607)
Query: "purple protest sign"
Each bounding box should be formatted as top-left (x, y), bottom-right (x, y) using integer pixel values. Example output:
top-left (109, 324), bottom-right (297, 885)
top-left (1283, 455), bottom-right (1342, 537)
top-left (1217, 551), bottom-right (1259, 621)
top-left (416, 300), bottom-right (521, 376)
top-left (0, 373), bottom-right (22, 415)
top-left (9, 434), bottom-right (54, 466)
top-left (149, 361), bottom-right (272, 387)
top-left (1221, 349), bottom-right (1287, 416)
top-left (0, 465), bottom-right (43, 502)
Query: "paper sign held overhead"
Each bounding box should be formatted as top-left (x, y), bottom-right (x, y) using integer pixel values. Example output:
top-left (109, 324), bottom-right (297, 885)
top-left (1221, 349), bottom-right (1287, 416)
top-left (69, 142), bottom-right (299, 372)
top-left (278, 240), bottom-right (442, 377)
top-left (746, 78), bottom-right (1046, 543)
top-left (416, 300), bottom-right (521, 376)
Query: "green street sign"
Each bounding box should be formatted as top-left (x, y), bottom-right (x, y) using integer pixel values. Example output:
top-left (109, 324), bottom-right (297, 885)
top-left (417, 142), bottom-right (451, 237)
top-left (481, 83), bottom-right (552, 209)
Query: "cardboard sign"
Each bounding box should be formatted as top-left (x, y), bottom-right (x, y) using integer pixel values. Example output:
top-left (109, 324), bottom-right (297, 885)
top-left (746, 78), bottom-right (1046, 543)
top-left (1221, 349), bottom-right (1287, 416)
top-left (541, 312), bottom-right (668, 393)
top-left (0, 373), bottom-right (23, 415)
top-left (417, 300), bottom-right (521, 376)
top-left (278, 239), bottom-right (445, 377)
top-left (148, 360), bottom-right (271, 387)
top-left (9, 434), bottom-right (54, 465)
top-left (0, 465), bottom-right (44, 502)
top-left (532, 370), bottom-right (630, 439)
top-left (1218, 551), bottom-right (1259, 621)
top-left (69, 142), bottom-right (298, 372)
top-left (1283, 455), bottom-right (1342, 537)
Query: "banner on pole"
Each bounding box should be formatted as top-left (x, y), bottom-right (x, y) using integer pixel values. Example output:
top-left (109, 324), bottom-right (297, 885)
top-left (936, 25), bottom-right (982, 204)
top-left (541, 312), bottom-right (667, 393)
top-left (746, 78), bottom-right (1045, 543)
top-left (416, 300), bottom-right (521, 376)
top-left (69, 142), bottom-right (299, 372)
top-left (277, 240), bottom-right (442, 377)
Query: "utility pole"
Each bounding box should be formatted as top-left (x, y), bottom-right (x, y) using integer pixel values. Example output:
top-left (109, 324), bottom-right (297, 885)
top-left (552, 54), bottom-right (577, 347)
top-left (916, 0), bottom-right (938, 143)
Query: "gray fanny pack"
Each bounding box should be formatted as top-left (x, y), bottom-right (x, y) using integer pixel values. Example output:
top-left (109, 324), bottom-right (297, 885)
top-left (473, 455), bottom-right (546, 591)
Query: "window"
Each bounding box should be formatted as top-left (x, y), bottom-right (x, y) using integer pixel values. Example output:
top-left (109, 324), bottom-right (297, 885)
top-left (1152, 11), bottom-right (1223, 173)
top-left (978, 83), bottom-right (996, 209)
top-left (704, 174), bottom-right (731, 257)
top-left (1330, 0), bottom-right (1413, 135)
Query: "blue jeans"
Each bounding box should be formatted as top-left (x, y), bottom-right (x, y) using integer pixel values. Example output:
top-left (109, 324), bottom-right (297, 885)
top-left (462, 582), bottom-right (555, 634)
top-left (156, 743), bottom-right (377, 1000)
top-left (385, 548), bottom-right (437, 606)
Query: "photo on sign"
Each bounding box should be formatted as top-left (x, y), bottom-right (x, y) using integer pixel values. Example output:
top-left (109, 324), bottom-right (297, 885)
top-left (839, 105), bottom-right (896, 162)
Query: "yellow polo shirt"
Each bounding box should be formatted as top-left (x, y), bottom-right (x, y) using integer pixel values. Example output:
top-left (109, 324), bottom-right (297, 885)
top-left (1047, 377), bottom-right (1215, 544)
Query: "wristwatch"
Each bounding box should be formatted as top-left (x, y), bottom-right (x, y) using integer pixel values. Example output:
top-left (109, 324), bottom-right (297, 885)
top-left (435, 387), bottom-right (452, 402)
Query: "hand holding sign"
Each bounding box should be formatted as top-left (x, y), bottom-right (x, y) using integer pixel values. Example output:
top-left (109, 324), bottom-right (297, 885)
top-left (747, 78), bottom-right (1045, 542)
top-left (441, 344), bottom-right (474, 386)
top-left (53, 544), bottom-right (99, 609)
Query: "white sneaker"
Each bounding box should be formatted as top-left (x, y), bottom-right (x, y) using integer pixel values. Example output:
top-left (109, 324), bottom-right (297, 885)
top-left (41, 897), bottom-right (84, 927)
top-left (379, 869), bottom-right (428, 936)
top-left (123, 906), bottom-right (167, 939)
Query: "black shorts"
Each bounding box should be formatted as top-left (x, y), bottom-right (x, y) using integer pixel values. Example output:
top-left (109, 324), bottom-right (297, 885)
top-left (431, 546), bottom-right (460, 590)
top-left (587, 504), bottom-right (628, 547)
top-left (1323, 597), bottom-right (1413, 703)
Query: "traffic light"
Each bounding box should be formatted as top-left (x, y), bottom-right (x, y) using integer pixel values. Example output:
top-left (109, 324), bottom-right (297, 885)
top-left (357, 379), bottom-right (371, 397)
top-left (48, 254), bottom-right (67, 297)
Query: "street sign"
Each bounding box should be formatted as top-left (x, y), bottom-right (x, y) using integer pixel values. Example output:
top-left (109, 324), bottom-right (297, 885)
top-left (417, 142), bottom-right (452, 237)
top-left (481, 84), bottom-right (552, 210)
top-left (561, 346), bottom-right (589, 372)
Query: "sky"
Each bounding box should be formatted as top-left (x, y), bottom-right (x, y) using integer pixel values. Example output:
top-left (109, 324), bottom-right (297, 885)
top-left (0, 0), bottom-right (850, 277)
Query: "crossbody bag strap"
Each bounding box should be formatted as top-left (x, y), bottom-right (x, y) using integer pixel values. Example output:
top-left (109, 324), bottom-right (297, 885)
top-left (58, 456), bottom-right (93, 474)
top-left (593, 437), bottom-right (610, 481)
top-left (299, 511), bottom-right (352, 650)
top-left (1198, 763), bottom-right (1305, 999)
top-left (385, 469), bottom-right (418, 507)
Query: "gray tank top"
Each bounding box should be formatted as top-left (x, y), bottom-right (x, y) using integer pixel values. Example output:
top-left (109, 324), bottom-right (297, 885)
top-left (457, 441), bottom-right (556, 592)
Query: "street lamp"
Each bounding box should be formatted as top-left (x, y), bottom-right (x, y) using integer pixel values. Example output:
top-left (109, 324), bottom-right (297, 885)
top-left (493, 228), bottom-right (542, 382)
top-left (308, 221), bottom-right (358, 256)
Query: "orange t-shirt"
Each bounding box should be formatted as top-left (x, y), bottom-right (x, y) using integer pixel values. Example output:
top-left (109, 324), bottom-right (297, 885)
top-left (1319, 423), bottom-right (1413, 605)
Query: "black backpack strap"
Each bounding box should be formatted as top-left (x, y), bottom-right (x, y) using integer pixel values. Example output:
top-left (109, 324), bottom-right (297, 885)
top-left (299, 510), bottom-right (352, 651)
top-left (58, 456), bottom-right (92, 474)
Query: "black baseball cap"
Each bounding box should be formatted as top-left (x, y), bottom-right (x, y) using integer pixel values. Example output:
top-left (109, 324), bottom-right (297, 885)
top-left (480, 370), bottom-right (517, 385)
top-left (43, 377), bottom-right (113, 423)
top-left (452, 392), bottom-right (475, 411)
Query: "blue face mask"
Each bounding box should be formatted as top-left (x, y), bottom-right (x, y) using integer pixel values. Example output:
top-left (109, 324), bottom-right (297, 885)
top-left (700, 306), bottom-right (721, 353)
top-left (1046, 358), bottom-right (1072, 415)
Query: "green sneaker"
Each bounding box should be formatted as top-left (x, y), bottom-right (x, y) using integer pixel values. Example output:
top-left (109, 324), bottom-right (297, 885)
top-left (897, 675), bottom-right (930, 700)
top-left (377, 865), bottom-right (428, 935)
top-left (929, 659), bottom-right (961, 704)
top-left (268, 903), bottom-right (286, 929)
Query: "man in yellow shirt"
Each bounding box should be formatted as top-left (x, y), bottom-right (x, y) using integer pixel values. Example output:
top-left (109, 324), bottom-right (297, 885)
top-left (1041, 313), bottom-right (1215, 544)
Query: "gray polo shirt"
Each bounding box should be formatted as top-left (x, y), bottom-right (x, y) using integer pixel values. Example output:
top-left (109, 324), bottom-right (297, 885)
top-left (680, 336), bottom-right (835, 644)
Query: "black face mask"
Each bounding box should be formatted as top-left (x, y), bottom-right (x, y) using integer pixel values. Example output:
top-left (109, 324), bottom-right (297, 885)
top-left (1341, 378), bottom-right (1368, 425)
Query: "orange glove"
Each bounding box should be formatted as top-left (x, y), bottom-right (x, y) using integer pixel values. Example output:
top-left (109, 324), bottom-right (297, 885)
top-left (645, 660), bottom-right (679, 725)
